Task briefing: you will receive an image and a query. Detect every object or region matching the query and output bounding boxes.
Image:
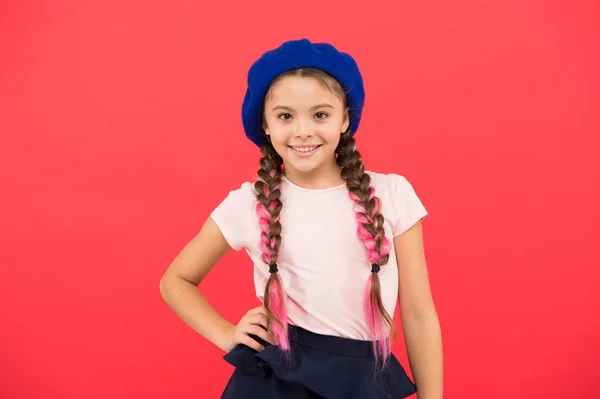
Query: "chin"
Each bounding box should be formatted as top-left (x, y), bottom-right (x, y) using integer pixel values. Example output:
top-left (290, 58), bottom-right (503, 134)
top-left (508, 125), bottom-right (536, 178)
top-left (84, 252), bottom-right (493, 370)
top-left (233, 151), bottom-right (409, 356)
top-left (290, 163), bottom-right (321, 174)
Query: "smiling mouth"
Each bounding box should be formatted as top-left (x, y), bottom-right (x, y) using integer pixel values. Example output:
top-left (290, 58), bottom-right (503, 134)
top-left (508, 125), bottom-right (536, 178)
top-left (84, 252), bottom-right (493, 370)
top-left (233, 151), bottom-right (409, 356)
top-left (288, 145), bottom-right (322, 153)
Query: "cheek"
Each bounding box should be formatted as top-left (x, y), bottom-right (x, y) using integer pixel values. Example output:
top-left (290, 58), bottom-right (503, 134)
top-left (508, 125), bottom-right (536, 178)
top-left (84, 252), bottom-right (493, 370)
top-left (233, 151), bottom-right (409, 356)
top-left (268, 125), bottom-right (291, 141)
top-left (268, 128), bottom-right (292, 150)
top-left (316, 126), bottom-right (342, 143)
top-left (320, 115), bottom-right (346, 139)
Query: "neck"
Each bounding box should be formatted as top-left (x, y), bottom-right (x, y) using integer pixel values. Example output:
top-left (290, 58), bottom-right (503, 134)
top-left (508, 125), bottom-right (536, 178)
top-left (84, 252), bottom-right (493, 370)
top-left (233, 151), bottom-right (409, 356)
top-left (283, 158), bottom-right (345, 190)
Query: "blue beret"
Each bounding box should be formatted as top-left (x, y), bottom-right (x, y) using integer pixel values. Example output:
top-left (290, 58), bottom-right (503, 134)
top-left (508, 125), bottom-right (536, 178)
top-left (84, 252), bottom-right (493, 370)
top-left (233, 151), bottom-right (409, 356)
top-left (241, 38), bottom-right (365, 147)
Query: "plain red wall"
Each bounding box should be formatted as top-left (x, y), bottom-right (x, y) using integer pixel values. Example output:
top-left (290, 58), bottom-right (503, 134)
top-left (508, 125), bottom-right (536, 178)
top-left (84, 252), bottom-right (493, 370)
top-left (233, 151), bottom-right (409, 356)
top-left (1, 0), bottom-right (599, 398)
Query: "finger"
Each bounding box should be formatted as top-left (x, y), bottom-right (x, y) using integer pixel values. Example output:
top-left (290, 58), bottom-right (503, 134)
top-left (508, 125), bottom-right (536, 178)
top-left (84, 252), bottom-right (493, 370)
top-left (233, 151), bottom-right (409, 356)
top-left (242, 324), bottom-right (275, 345)
top-left (239, 334), bottom-right (264, 352)
top-left (244, 313), bottom-right (270, 330)
top-left (246, 306), bottom-right (269, 317)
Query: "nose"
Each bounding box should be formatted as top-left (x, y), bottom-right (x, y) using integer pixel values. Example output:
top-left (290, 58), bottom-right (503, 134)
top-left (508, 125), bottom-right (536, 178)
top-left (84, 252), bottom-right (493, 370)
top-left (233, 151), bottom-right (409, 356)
top-left (294, 118), bottom-right (314, 139)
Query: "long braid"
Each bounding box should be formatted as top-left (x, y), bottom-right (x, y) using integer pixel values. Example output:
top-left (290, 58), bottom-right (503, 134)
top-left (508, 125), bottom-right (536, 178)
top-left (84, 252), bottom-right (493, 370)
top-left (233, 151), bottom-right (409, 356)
top-left (336, 131), bottom-right (397, 364)
top-left (254, 140), bottom-right (290, 351)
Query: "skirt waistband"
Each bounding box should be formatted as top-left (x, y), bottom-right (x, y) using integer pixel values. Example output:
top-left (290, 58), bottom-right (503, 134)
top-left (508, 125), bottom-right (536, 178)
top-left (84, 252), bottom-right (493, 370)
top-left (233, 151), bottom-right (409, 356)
top-left (287, 325), bottom-right (377, 358)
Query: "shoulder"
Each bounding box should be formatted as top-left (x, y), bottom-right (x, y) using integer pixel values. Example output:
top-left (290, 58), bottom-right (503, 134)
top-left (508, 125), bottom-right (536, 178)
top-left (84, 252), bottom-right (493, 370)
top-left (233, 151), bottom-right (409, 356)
top-left (367, 171), bottom-right (414, 195)
top-left (233, 180), bottom-right (257, 196)
top-left (212, 180), bottom-right (258, 216)
top-left (367, 171), bottom-right (428, 236)
top-left (366, 171), bottom-right (411, 214)
top-left (210, 180), bottom-right (258, 251)
top-left (220, 180), bottom-right (257, 202)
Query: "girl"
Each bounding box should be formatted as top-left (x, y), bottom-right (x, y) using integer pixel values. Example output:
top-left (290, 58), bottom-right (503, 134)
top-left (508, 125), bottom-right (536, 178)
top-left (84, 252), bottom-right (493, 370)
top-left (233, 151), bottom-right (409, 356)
top-left (160, 39), bottom-right (443, 398)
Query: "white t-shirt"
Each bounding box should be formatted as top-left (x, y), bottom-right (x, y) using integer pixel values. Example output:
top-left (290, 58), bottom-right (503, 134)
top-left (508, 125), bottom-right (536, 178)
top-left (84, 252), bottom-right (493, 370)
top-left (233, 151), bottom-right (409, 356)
top-left (210, 171), bottom-right (428, 340)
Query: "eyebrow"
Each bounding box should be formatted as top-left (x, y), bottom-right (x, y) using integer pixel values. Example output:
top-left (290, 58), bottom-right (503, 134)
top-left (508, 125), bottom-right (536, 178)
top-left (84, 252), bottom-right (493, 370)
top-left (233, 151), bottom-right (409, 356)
top-left (271, 103), bottom-right (334, 112)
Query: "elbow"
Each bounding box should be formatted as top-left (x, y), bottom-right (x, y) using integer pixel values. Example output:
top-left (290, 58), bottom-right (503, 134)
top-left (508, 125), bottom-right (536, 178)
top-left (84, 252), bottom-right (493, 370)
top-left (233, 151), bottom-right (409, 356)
top-left (159, 275), bottom-right (168, 300)
top-left (159, 272), bottom-right (176, 301)
top-left (400, 305), bottom-right (440, 325)
top-left (159, 272), bottom-right (197, 301)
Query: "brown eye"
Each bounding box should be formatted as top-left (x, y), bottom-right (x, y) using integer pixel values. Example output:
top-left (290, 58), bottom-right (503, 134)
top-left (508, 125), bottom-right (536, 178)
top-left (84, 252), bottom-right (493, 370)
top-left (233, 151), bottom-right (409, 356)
top-left (278, 113), bottom-right (292, 120)
top-left (315, 112), bottom-right (328, 120)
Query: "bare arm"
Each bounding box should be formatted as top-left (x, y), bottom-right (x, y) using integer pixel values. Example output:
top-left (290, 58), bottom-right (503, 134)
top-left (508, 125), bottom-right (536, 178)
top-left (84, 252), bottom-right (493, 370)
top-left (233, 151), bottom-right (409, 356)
top-left (159, 216), bottom-right (272, 352)
top-left (395, 220), bottom-right (443, 399)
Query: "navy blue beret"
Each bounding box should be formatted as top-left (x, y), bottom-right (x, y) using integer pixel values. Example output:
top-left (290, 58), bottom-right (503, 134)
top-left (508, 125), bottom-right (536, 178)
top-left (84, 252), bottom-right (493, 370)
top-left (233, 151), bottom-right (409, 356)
top-left (241, 38), bottom-right (365, 147)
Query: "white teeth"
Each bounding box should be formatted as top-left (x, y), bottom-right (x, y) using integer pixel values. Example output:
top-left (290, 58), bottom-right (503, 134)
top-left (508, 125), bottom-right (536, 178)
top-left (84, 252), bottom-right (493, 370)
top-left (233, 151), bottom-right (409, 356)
top-left (293, 146), bottom-right (317, 152)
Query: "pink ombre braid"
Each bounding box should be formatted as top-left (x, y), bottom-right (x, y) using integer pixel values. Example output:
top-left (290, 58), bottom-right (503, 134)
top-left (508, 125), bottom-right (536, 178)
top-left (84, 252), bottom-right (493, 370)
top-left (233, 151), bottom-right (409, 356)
top-left (254, 141), bottom-right (290, 352)
top-left (336, 132), bottom-right (398, 365)
top-left (350, 188), bottom-right (394, 361)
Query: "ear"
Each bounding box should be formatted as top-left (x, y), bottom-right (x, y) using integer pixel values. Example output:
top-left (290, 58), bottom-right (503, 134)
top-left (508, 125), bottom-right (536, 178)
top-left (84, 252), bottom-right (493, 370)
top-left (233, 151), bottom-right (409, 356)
top-left (341, 109), bottom-right (350, 133)
top-left (262, 120), bottom-right (270, 136)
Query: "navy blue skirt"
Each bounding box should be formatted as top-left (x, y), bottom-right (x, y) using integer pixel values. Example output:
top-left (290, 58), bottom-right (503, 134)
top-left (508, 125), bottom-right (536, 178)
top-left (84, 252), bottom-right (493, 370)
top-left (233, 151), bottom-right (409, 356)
top-left (221, 325), bottom-right (417, 398)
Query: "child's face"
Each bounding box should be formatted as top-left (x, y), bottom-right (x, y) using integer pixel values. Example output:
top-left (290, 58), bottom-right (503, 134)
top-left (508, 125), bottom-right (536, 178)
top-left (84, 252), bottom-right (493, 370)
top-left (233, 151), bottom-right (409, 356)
top-left (263, 76), bottom-right (349, 175)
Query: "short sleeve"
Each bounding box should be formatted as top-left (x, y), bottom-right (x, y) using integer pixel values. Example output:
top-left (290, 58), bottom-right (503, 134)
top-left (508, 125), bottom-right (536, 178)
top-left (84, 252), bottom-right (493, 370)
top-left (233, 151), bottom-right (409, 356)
top-left (390, 174), bottom-right (429, 236)
top-left (210, 182), bottom-right (254, 251)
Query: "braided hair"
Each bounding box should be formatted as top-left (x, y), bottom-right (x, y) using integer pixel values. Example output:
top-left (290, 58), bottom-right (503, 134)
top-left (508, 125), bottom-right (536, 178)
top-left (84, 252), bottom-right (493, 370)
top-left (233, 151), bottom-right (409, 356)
top-left (336, 131), bottom-right (397, 363)
top-left (255, 68), bottom-right (396, 363)
top-left (253, 142), bottom-right (289, 351)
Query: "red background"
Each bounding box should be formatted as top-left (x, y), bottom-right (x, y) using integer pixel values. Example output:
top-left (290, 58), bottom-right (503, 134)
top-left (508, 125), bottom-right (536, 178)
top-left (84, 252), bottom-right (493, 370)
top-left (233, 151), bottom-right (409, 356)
top-left (1, 1), bottom-right (599, 398)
